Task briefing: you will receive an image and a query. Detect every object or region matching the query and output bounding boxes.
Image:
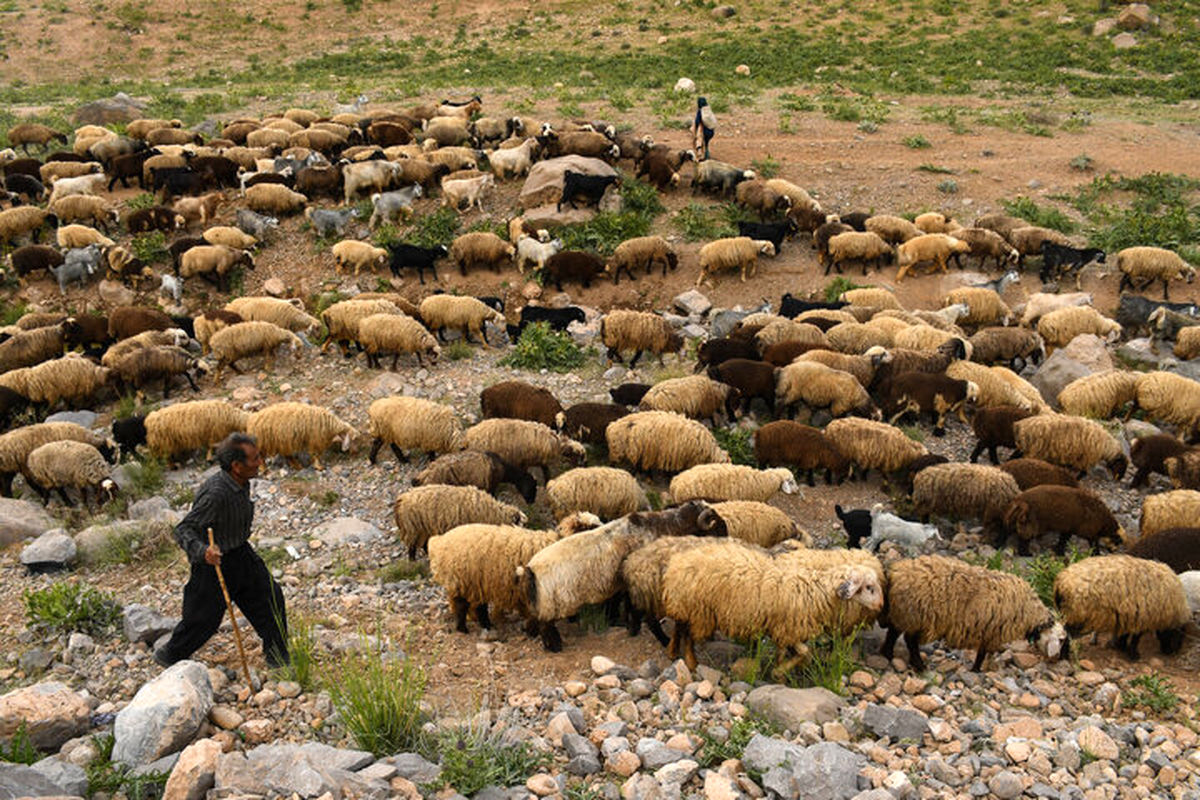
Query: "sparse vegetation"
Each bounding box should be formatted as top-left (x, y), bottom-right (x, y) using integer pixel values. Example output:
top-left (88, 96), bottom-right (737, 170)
top-left (799, 622), bottom-right (863, 695)
top-left (823, 276), bottom-right (861, 303)
top-left (86, 734), bottom-right (169, 800)
top-left (25, 582), bottom-right (123, 637)
top-left (130, 231), bottom-right (168, 264)
top-left (431, 726), bottom-right (550, 796)
top-left (500, 322), bottom-right (588, 372)
top-left (714, 426), bottom-right (756, 465)
top-left (1122, 673), bottom-right (1179, 714)
top-left (1021, 548), bottom-right (1087, 608)
top-left (443, 340), bottom-right (474, 361)
top-left (0, 723), bottom-right (42, 765)
top-left (750, 155), bottom-right (781, 179)
top-left (329, 638), bottom-right (429, 757)
top-left (674, 203), bottom-right (737, 242)
top-left (1000, 197), bottom-right (1078, 235)
top-left (696, 715), bottom-right (778, 768)
top-left (902, 134), bottom-right (932, 149)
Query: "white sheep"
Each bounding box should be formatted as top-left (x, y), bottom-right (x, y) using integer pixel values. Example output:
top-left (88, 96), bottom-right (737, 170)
top-left (515, 234), bottom-right (564, 274)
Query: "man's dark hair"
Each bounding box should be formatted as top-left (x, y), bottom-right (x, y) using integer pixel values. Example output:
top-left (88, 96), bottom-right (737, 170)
top-left (215, 433), bottom-right (258, 472)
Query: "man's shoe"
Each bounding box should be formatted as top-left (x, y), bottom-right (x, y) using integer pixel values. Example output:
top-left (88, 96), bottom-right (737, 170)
top-left (153, 646), bottom-right (174, 668)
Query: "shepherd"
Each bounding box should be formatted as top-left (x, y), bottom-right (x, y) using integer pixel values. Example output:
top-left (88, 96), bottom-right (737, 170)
top-left (692, 96), bottom-right (717, 161)
top-left (155, 433), bottom-right (290, 669)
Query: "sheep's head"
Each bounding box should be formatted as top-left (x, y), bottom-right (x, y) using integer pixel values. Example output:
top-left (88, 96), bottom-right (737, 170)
top-left (560, 437), bottom-right (587, 467)
top-left (1105, 452), bottom-right (1129, 481)
top-left (771, 467), bottom-right (800, 495)
top-left (1029, 620), bottom-right (1068, 662)
top-left (964, 380), bottom-right (981, 404)
top-left (835, 565), bottom-right (884, 613)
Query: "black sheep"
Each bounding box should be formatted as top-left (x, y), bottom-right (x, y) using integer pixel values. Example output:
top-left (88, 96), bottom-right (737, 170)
top-left (0, 386), bottom-right (29, 431)
top-left (1129, 434), bottom-right (1193, 489)
top-left (839, 211), bottom-right (870, 231)
top-left (7, 245), bottom-right (63, 280)
top-left (62, 315), bottom-right (110, 350)
top-left (189, 156), bottom-right (241, 189)
top-left (706, 358), bottom-right (776, 416)
top-left (1040, 242), bottom-right (1106, 284)
top-left (556, 402), bottom-right (630, 445)
top-left (737, 219), bottom-right (798, 255)
top-left (111, 415), bottom-right (148, 457)
top-left (519, 305), bottom-right (586, 333)
top-left (778, 293), bottom-right (847, 319)
top-left (835, 504), bottom-right (872, 548)
top-left (4, 173), bottom-right (46, 203)
top-left (126, 205), bottom-right (181, 234)
top-left (387, 242), bottom-right (448, 284)
top-left (107, 150), bottom-right (158, 191)
top-left (558, 171), bottom-right (619, 211)
top-left (609, 383), bottom-right (651, 406)
top-left (969, 405), bottom-right (1032, 464)
top-left (694, 337), bottom-right (758, 372)
top-left (543, 250), bottom-right (605, 291)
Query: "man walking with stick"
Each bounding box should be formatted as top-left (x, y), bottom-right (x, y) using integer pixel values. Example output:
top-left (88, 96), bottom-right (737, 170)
top-left (155, 433), bottom-right (289, 671)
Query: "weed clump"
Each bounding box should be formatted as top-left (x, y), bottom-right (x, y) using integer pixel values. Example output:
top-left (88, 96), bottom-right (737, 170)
top-left (500, 322), bottom-right (589, 372)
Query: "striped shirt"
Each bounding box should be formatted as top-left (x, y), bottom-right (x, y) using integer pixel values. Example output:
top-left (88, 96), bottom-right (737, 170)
top-left (173, 469), bottom-right (255, 564)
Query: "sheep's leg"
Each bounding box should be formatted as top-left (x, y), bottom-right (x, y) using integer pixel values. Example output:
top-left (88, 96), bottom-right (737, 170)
top-left (539, 622), bottom-right (563, 652)
top-left (227, 359), bottom-right (242, 375)
top-left (666, 625), bottom-right (680, 659)
top-left (904, 631), bottom-right (924, 671)
top-left (1017, 536), bottom-right (1031, 557)
top-left (679, 623), bottom-right (698, 670)
top-left (183, 371), bottom-right (199, 393)
top-left (367, 438), bottom-right (385, 464)
top-left (1055, 532), bottom-right (1070, 555)
top-left (391, 353), bottom-right (401, 371)
top-left (646, 616), bottom-right (669, 648)
top-left (881, 627), bottom-right (900, 660)
top-left (451, 597), bottom-right (470, 633)
top-left (626, 606), bottom-right (643, 637)
top-left (59, 487), bottom-right (76, 508)
top-left (1122, 633), bottom-right (1142, 660)
top-left (1162, 279), bottom-right (1171, 301)
top-left (971, 648), bottom-right (989, 672)
top-left (628, 349), bottom-right (644, 369)
top-left (1130, 468), bottom-right (1149, 488)
top-left (478, 324), bottom-right (491, 348)
top-left (474, 603), bottom-right (492, 630)
top-left (805, 469), bottom-right (816, 488)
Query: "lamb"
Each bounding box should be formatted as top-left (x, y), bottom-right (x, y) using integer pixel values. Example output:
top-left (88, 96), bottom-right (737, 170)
top-left (913, 463), bottom-right (1021, 530)
top-left (1166, 449), bottom-right (1200, 490)
top-left (1134, 371), bottom-right (1200, 440)
top-left (662, 543), bottom-right (884, 672)
top-left (1013, 414), bottom-right (1128, 478)
top-left (356, 313), bottom-right (439, 369)
top-left (7, 124), bottom-right (67, 153)
top-left (638, 376), bottom-right (736, 425)
top-left (754, 420), bottom-right (848, 486)
top-left (0, 421), bottom-right (115, 497)
top-left (895, 234), bottom-right (970, 281)
top-left (552, 403), bottom-right (628, 448)
top-left (519, 501), bottom-right (728, 651)
top-left (545, 466), bottom-right (648, 521)
top-left (428, 512), bottom-right (600, 633)
top-left (179, 245), bottom-right (255, 292)
top-left (943, 286), bottom-right (1013, 327)
top-left (601, 310), bottom-right (684, 369)
top-left (0, 207), bottom-right (58, 246)
top-left (1127, 527), bottom-right (1200, 574)
top-left (393, 484), bottom-right (525, 560)
top-left (1036, 305), bottom-right (1122, 350)
top-left (1057, 370), bottom-right (1141, 419)
top-left (823, 417), bottom-right (928, 483)
top-left (860, 505), bottom-right (941, 553)
top-left (109, 345), bottom-right (205, 401)
top-left (606, 410), bottom-right (730, 476)
top-left (669, 463), bottom-right (798, 503)
top-left (1117, 246), bottom-right (1196, 300)
top-left (480, 380), bottom-right (563, 428)
top-left (367, 396), bottom-right (461, 465)
top-left (969, 405), bottom-right (1034, 464)
top-left (775, 361), bottom-right (878, 419)
top-left (224, 297), bottom-right (320, 335)
top-left (543, 250), bottom-right (607, 291)
top-left (882, 556), bottom-right (1066, 672)
top-left (418, 294), bottom-right (505, 348)
top-left (969, 327), bottom-right (1044, 372)
top-left (448, 231), bottom-right (515, 276)
top-left (0, 354), bottom-right (113, 411)
top-left (460, 418), bottom-right (585, 483)
top-left (691, 160), bottom-right (755, 196)
top-left (515, 306), bottom-right (586, 336)
top-left (1007, 226), bottom-right (1072, 267)
top-left (138, 400), bottom-right (250, 461)
top-left (1054, 555), bottom-right (1190, 659)
top-left (605, 236), bottom-right (677, 284)
top-left (331, 240), bottom-right (388, 276)
top-left (24, 440), bottom-right (115, 509)
top-left (208, 321), bottom-right (302, 379)
top-left (882, 372), bottom-right (978, 436)
top-left (235, 208), bottom-right (280, 241)
top-left (946, 227), bottom-right (1020, 270)
top-left (1004, 485), bottom-right (1125, 555)
top-left (824, 231), bottom-right (892, 275)
top-left (192, 309), bottom-right (242, 355)
top-left (246, 402), bottom-right (357, 470)
top-left (1140, 490), bottom-right (1200, 537)
top-left (864, 214), bottom-right (922, 244)
top-left (514, 235), bottom-right (564, 275)
top-left (244, 183), bottom-right (307, 215)
top-left (735, 179), bottom-right (791, 219)
top-left (320, 298), bottom-right (403, 355)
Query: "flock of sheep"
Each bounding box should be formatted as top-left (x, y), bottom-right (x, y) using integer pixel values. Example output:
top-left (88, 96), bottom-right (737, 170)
top-left (1, 98), bottom-right (1199, 677)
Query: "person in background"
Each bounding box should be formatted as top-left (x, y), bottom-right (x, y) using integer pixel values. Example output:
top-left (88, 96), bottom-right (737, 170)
top-left (692, 96), bottom-right (717, 161)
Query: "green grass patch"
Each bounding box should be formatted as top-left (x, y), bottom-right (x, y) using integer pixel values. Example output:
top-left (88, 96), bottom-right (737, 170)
top-left (25, 582), bottom-right (122, 637)
top-left (750, 155), bottom-right (781, 179)
top-left (123, 454), bottom-right (165, 498)
top-left (130, 231), bottom-right (168, 265)
top-left (125, 192), bottom-right (157, 211)
top-left (86, 734), bottom-right (169, 800)
top-left (696, 715), bottom-right (779, 768)
top-left (1000, 196), bottom-right (1078, 234)
top-left (329, 638), bottom-right (429, 757)
top-left (0, 299), bottom-right (29, 326)
top-left (798, 622), bottom-right (863, 696)
top-left (1021, 547), bottom-right (1087, 608)
top-left (915, 163), bottom-right (956, 174)
top-left (674, 202), bottom-right (738, 242)
top-left (404, 207), bottom-right (461, 249)
top-left (443, 340), bottom-right (474, 361)
top-left (557, 177), bottom-right (664, 256)
top-left (276, 612), bottom-right (320, 692)
top-left (499, 322), bottom-right (589, 372)
top-left (378, 559), bottom-right (430, 583)
top-left (0, 723), bottom-right (42, 764)
top-left (1062, 173), bottom-right (1200, 259)
top-left (714, 427), bottom-right (756, 465)
top-left (902, 134), bottom-right (932, 149)
top-left (937, 179), bottom-right (959, 194)
top-left (823, 276), bottom-right (861, 303)
top-left (430, 727), bottom-right (550, 796)
top-left (1121, 673), bottom-right (1179, 714)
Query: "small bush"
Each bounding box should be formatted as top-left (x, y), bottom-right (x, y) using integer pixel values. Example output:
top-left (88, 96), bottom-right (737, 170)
top-left (557, 177), bottom-right (664, 255)
top-left (25, 582), bottom-right (122, 636)
top-left (823, 276), bottom-right (861, 303)
top-left (499, 322), bottom-right (588, 372)
top-left (902, 134), bottom-right (932, 149)
top-left (937, 179), bottom-right (959, 194)
top-left (1122, 673), bottom-right (1179, 713)
top-left (378, 559), bottom-right (430, 583)
top-left (130, 231), bottom-right (169, 264)
top-left (0, 723), bottom-right (42, 764)
top-left (750, 155), bottom-right (781, 179)
top-left (329, 638), bottom-right (429, 757)
top-left (1001, 197), bottom-right (1078, 234)
top-left (124, 455), bottom-right (165, 499)
top-left (799, 621), bottom-right (863, 695)
top-left (674, 202), bottom-right (737, 242)
top-left (443, 340), bottom-right (473, 361)
top-left (86, 733), bottom-right (169, 800)
top-left (405, 207), bottom-right (461, 249)
top-left (0, 300), bottom-right (28, 326)
top-left (431, 727), bottom-right (550, 796)
top-left (125, 192), bottom-right (157, 211)
top-left (696, 715), bottom-right (778, 768)
top-left (1022, 548), bottom-right (1086, 608)
top-left (1069, 154), bottom-right (1094, 172)
top-left (714, 427), bottom-right (756, 466)
top-left (276, 612), bottom-right (319, 692)
top-left (916, 163), bottom-right (956, 174)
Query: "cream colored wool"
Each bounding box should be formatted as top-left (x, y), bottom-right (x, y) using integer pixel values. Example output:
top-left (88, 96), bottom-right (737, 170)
top-left (1058, 371), bottom-right (1141, 419)
top-left (912, 462), bottom-right (1020, 525)
top-left (1054, 555), bottom-right (1189, 638)
top-left (823, 417), bottom-right (928, 476)
top-left (1140, 490), bottom-right (1200, 538)
top-left (606, 411), bottom-right (729, 473)
top-left (145, 400), bottom-right (249, 459)
top-left (638, 375), bottom-right (733, 422)
top-left (775, 361), bottom-right (873, 417)
top-left (545, 466), bottom-right (647, 521)
top-left (367, 397), bottom-right (461, 458)
top-left (669, 464), bottom-right (798, 503)
top-left (225, 297), bottom-right (319, 333)
top-left (246, 402), bottom-right (357, 468)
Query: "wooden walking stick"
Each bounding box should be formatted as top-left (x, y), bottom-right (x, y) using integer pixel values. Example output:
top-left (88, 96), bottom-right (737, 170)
top-left (208, 528), bottom-right (253, 687)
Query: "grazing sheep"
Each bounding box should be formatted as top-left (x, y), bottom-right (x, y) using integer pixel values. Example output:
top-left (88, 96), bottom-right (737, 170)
top-left (1005, 485), bottom-right (1125, 555)
top-left (895, 234), bottom-right (969, 281)
top-left (0, 207), bottom-right (58, 246)
top-left (754, 320), bottom-right (827, 354)
top-left (545, 466), bottom-right (648, 521)
top-left (775, 361), bottom-right (878, 419)
top-left (247, 402), bottom-right (357, 469)
top-left (331, 240), bottom-right (387, 276)
top-left (601, 310), bottom-right (684, 369)
top-left (0, 354), bottom-right (112, 411)
top-left (969, 327), bottom-right (1044, 371)
top-left (882, 371), bottom-right (978, 436)
top-left (947, 227), bottom-right (1019, 270)
top-left (822, 323), bottom-right (893, 356)
top-left (7, 124), bottom-right (67, 153)
top-left (543, 250), bottom-right (607, 291)
top-left (999, 458), bottom-right (1080, 491)
top-left (1173, 326), bottom-right (1200, 361)
top-left (244, 183), bottom-right (307, 215)
top-left (412, 450), bottom-right (537, 504)
top-left (418, 294), bottom-right (505, 348)
top-left (883, 556), bottom-right (1066, 672)
top-left (823, 417), bottom-right (928, 483)
top-left (480, 380), bottom-right (563, 428)
top-left (1140, 490), bottom-right (1200, 538)
top-left (554, 403), bottom-right (631, 448)
top-left (913, 462), bottom-right (1021, 529)
top-left (639, 375), bottom-right (735, 424)
top-left (4, 245), bottom-right (63, 283)
top-left (208, 321), bottom-right (302, 379)
top-left (970, 405), bottom-right (1034, 464)
top-left (1057, 370), bottom-right (1141, 419)
top-left (0, 421), bottom-right (115, 497)
top-left (394, 484), bottom-right (525, 560)
top-left (24, 440), bottom-right (115, 509)
top-left (1129, 434), bottom-right (1193, 489)
top-left (736, 179), bottom-right (791, 218)
top-left (607, 410), bottom-right (730, 476)
top-left (109, 345), bottom-right (205, 401)
top-left (104, 246), bottom-right (153, 289)
top-left (202, 225), bottom-right (256, 251)
top-left (356, 313), bottom-right (439, 369)
top-left (754, 420), bottom-right (848, 486)
top-left (519, 501), bottom-right (728, 650)
top-left (1054, 555), bottom-right (1190, 659)
top-left (48, 195), bottom-right (118, 231)
top-left (106, 307), bottom-right (179, 342)
top-left (706, 357), bottom-right (777, 416)
top-left (1008, 226), bottom-right (1072, 267)
top-left (224, 297), bottom-right (319, 334)
top-left (320, 299), bottom-right (403, 355)
top-left (865, 214), bottom-right (922, 244)
top-left (100, 329), bottom-right (189, 368)
top-left (367, 396), bottom-right (461, 465)
top-left (1135, 371), bottom-right (1200, 441)
top-left (442, 173), bottom-right (494, 212)
top-left (179, 245), bottom-right (255, 292)
top-left (488, 138), bottom-right (540, 179)
top-left (1037, 305), bottom-right (1122, 350)
top-left (824, 231), bottom-right (892, 275)
top-left (943, 286), bottom-right (1013, 327)
top-left (669, 463), bottom-right (798, 503)
top-left (1117, 246), bottom-right (1196, 300)
top-left (945, 360), bottom-right (1032, 411)
top-left (1127, 527), bottom-right (1200, 574)
top-left (448, 231), bottom-right (515, 276)
top-left (141, 400), bottom-right (250, 461)
top-left (1019, 292), bottom-right (1094, 327)
top-left (691, 160), bottom-right (755, 196)
top-left (622, 535), bottom-right (726, 645)
top-left (1166, 449), bottom-right (1200, 490)
top-left (711, 501), bottom-right (806, 548)
top-left (663, 543), bottom-right (884, 672)
top-left (605, 236), bottom-right (678, 284)
top-left (193, 309), bottom-right (242, 355)
top-left (514, 235), bottom-right (564, 275)
top-left (460, 418), bottom-right (585, 483)
top-left (1013, 414), bottom-right (1128, 478)
top-left (0, 324), bottom-right (67, 374)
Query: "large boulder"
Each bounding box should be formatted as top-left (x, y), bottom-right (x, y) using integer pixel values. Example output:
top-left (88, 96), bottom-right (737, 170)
top-left (746, 685), bottom-right (845, 729)
top-left (522, 205), bottom-right (598, 230)
top-left (1031, 334), bottom-right (1113, 406)
top-left (311, 517), bottom-right (384, 548)
top-left (123, 603), bottom-right (179, 644)
top-left (72, 92), bottom-right (146, 125)
top-left (20, 529), bottom-right (77, 572)
top-left (74, 520), bottom-right (164, 565)
top-left (0, 764), bottom-right (69, 800)
top-left (744, 736), bottom-right (865, 800)
top-left (163, 738), bottom-right (222, 800)
top-left (0, 682), bottom-right (91, 752)
top-left (214, 742), bottom-right (384, 800)
top-left (1118, 3), bottom-right (1156, 29)
top-left (519, 156), bottom-right (618, 209)
top-left (112, 661), bottom-right (213, 766)
top-left (0, 498), bottom-right (57, 547)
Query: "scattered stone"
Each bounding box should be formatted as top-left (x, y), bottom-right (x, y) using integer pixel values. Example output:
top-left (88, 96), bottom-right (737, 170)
top-left (861, 704), bottom-right (930, 741)
top-left (673, 290), bottom-right (713, 318)
top-left (263, 278), bottom-right (287, 297)
top-left (0, 681), bottom-right (91, 751)
top-left (312, 517), bottom-right (384, 547)
top-left (673, 78), bottom-right (696, 94)
top-left (592, 655), bottom-right (617, 675)
top-left (655, 758), bottom-right (699, 785)
top-left (1118, 3), bottom-right (1156, 30)
top-left (239, 719), bottom-right (273, 744)
top-left (1077, 725), bottom-right (1119, 761)
top-left (760, 741), bottom-right (866, 800)
top-left (0, 763), bottom-right (68, 799)
top-left (607, 750), bottom-right (641, 777)
top-left (214, 742), bottom-right (383, 799)
top-left (163, 738), bottom-right (222, 800)
top-left (1112, 31), bottom-right (1138, 48)
top-left (113, 660), bottom-right (214, 766)
top-left (387, 753), bottom-right (441, 784)
top-left (0, 498), bottom-right (57, 546)
top-left (711, 5), bottom-right (736, 17)
top-left (1092, 17), bottom-right (1118, 36)
top-left (44, 410), bottom-right (98, 428)
top-left (28, 757), bottom-right (87, 797)
top-left (747, 685), bottom-right (845, 728)
top-left (124, 603), bottom-right (180, 644)
top-left (20, 529), bottom-right (77, 571)
top-left (208, 705), bottom-right (243, 731)
top-left (734, 64), bottom-right (751, 76)
top-left (527, 773), bottom-right (558, 796)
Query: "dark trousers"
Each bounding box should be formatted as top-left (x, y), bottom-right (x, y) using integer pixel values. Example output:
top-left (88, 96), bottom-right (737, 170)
top-left (160, 545), bottom-right (289, 668)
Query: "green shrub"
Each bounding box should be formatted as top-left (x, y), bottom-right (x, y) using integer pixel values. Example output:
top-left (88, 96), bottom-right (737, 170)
top-left (798, 621), bottom-right (863, 695)
top-left (1022, 548), bottom-right (1087, 608)
top-left (915, 163), bottom-right (955, 174)
top-left (937, 179), bottom-right (959, 194)
top-left (130, 231), bottom-right (168, 264)
top-left (714, 427), bottom-right (756, 466)
top-left (0, 300), bottom-right (28, 326)
top-left (674, 202), bottom-right (737, 242)
top-left (0, 723), bottom-right (42, 764)
top-left (124, 455), bottom-right (165, 498)
top-left (125, 192), bottom-right (157, 211)
top-left (823, 276), bottom-right (861, 303)
top-left (443, 340), bottom-right (473, 361)
top-left (1069, 154), bottom-right (1094, 172)
top-left (378, 559), bottom-right (430, 583)
top-left (25, 582), bottom-right (122, 636)
top-left (1122, 673), bottom-right (1179, 713)
top-left (750, 155), bottom-right (781, 178)
top-left (329, 639), bottom-right (429, 757)
top-left (431, 727), bottom-right (550, 796)
top-left (696, 715), bottom-right (778, 768)
top-left (406, 207), bottom-right (461, 249)
top-left (558, 177), bottom-right (664, 255)
top-left (276, 612), bottom-right (319, 692)
top-left (499, 322), bottom-right (588, 372)
top-left (902, 134), bottom-right (932, 149)
top-left (86, 734), bottom-right (169, 800)
top-left (1001, 197), bottom-right (1078, 234)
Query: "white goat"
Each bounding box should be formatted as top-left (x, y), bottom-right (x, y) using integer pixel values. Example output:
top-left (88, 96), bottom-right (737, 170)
top-left (864, 504), bottom-right (941, 552)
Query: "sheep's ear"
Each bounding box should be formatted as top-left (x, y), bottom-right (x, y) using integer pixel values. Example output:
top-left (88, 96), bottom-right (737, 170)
top-left (835, 575), bottom-right (862, 600)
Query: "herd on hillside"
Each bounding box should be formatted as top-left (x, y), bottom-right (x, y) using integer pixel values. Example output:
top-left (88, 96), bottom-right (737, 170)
top-left (1, 96), bottom-right (1199, 676)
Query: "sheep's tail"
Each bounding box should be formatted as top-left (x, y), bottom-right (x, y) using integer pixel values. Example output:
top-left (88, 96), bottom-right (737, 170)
top-left (835, 504), bottom-right (847, 522)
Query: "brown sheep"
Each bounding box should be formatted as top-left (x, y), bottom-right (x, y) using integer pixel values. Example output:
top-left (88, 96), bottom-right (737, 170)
top-left (480, 381), bottom-right (563, 428)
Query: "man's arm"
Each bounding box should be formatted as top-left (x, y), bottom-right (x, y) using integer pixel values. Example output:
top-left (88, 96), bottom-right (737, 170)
top-left (173, 488), bottom-right (217, 565)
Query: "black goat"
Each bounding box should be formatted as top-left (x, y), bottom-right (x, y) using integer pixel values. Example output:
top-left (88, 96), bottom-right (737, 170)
top-left (387, 242), bottom-right (448, 284)
top-left (737, 218), bottom-right (798, 254)
top-left (779, 293), bottom-right (848, 319)
top-left (558, 171), bottom-right (619, 211)
top-left (519, 305), bottom-right (586, 332)
top-left (1040, 242), bottom-right (1106, 285)
top-left (4, 173), bottom-right (45, 203)
top-left (835, 504), bottom-right (872, 548)
top-left (1115, 294), bottom-right (1199, 337)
